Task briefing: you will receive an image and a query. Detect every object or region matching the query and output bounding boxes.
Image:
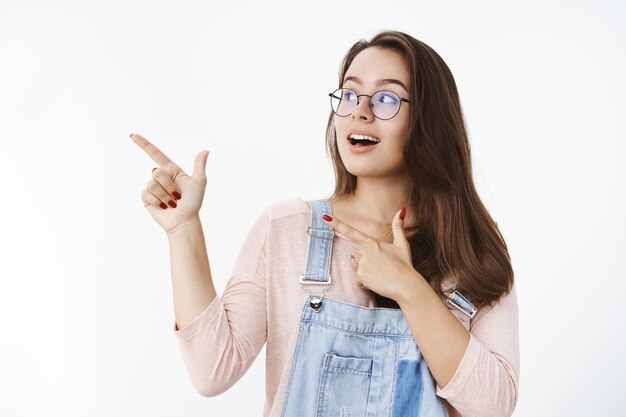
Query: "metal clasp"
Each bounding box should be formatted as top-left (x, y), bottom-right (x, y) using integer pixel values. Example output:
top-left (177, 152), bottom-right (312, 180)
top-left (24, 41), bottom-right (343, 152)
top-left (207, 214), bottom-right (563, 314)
top-left (446, 290), bottom-right (477, 320)
top-left (299, 275), bottom-right (332, 286)
top-left (299, 275), bottom-right (331, 312)
top-left (308, 294), bottom-right (324, 311)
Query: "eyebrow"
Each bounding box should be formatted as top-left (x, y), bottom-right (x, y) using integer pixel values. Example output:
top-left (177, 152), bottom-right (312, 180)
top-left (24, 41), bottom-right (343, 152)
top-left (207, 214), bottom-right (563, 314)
top-left (343, 76), bottom-right (409, 92)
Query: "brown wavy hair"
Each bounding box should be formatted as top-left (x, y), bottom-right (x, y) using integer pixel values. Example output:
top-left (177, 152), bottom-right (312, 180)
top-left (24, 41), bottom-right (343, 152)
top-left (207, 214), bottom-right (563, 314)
top-left (326, 30), bottom-right (514, 309)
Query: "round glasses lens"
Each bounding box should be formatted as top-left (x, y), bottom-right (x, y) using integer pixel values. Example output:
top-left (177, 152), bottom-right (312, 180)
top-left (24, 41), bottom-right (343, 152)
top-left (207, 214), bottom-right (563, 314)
top-left (330, 88), bottom-right (357, 116)
top-left (371, 90), bottom-right (401, 120)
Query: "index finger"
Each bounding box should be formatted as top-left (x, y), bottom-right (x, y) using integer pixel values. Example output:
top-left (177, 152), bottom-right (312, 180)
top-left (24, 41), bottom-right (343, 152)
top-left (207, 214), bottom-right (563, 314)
top-left (130, 133), bottom-right (174, 168)
top-left (323, 215), bottom-right (377, 246)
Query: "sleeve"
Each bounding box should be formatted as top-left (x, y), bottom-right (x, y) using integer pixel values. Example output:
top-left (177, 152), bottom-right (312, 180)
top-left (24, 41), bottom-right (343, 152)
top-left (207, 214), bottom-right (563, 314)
top-left (436, 283), bottom-right (520, 417)
top-left (170, 207), bottom-right (270, 397)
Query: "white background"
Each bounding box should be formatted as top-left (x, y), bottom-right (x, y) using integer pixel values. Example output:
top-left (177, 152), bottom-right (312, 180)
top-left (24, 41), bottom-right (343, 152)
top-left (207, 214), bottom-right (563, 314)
top-left (0, 0), bottom-right (624, 416)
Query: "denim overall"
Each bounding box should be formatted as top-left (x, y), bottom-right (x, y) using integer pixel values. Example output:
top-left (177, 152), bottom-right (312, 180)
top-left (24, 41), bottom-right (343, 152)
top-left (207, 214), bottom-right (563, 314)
top-left (280, 199), bottom-right (449, 417)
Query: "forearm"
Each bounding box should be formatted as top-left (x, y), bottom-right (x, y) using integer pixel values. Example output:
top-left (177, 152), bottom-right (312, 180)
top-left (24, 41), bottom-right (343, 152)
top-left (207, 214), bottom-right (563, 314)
top-left (167, 216), bottom-right (217, 330)
top-left (396, 273), bottom-right (470, 390)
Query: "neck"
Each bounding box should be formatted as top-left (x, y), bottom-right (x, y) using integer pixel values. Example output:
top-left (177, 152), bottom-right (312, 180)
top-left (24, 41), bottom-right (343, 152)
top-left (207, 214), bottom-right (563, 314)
top-left (343, 173), bottom-right (412, 225)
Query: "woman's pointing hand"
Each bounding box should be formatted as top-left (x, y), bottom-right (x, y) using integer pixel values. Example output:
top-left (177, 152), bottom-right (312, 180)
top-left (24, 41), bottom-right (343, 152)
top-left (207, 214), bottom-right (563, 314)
top-left (130, 133), bottom-right (209, 235)
top-left (322, 207), bottom-right (420, 303)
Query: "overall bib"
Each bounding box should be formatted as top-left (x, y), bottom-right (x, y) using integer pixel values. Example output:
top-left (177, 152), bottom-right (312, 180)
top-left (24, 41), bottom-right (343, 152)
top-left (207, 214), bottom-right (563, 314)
top-left (280, 199), bottom-right (449, 417)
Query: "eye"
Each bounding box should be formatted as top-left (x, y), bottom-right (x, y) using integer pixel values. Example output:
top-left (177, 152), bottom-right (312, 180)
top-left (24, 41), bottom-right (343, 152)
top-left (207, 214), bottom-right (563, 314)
top-left (378, 92), bottom-right (399, 104)
top-left (343, 90), bottom-right (357, 101)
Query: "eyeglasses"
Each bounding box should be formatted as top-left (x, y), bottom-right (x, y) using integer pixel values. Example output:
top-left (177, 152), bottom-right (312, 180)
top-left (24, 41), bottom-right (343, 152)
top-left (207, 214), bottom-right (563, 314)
top-left (328, 87), bottom-right (410, 120)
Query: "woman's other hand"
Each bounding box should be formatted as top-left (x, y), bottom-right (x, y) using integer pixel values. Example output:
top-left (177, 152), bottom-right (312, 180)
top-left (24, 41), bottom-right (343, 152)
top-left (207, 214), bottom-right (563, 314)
top-left (130, 133), bottom-right (209, 235)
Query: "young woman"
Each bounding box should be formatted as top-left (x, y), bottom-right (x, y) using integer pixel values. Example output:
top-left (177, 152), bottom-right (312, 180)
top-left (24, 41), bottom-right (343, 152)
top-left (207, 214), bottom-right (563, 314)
top-left (131, 30), bottom-right (519, 417)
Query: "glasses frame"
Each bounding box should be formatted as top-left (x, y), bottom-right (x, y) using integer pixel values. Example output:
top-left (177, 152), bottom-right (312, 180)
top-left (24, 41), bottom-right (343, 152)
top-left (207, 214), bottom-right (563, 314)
top-left (328, 87), bottom-right (410, 120)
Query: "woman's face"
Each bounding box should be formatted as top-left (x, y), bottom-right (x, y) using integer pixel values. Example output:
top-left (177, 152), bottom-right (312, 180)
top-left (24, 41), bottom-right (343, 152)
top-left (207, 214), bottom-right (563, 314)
top-left (334, 46), bottom-right (411, 179)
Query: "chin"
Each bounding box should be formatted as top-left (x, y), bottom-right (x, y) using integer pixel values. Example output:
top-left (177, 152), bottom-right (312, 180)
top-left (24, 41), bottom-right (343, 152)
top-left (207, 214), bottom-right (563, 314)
top-left (343, 158), bottom-right (405, 178)
top-left (343, 164), bottom-right (382, 178)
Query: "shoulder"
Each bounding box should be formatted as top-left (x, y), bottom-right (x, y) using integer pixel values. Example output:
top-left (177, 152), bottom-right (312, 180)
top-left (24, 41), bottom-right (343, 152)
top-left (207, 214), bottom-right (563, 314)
top-left (245, 197), bottom-right (317, 256)
top-left (248, 196), bottom-right (314, 236)
top-left (261, 196), bottom-right (311, 221)
top-left (239, 197), bottom-right (313, 253)
top-left (468, 282), bottom-right (519, 334)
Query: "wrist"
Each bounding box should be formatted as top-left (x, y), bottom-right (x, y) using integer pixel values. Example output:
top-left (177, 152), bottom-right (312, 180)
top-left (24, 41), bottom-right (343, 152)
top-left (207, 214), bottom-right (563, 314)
top-left (166, 216), bottom-right (203, 239)
top-left (396, 269), bottom-right (429, 307)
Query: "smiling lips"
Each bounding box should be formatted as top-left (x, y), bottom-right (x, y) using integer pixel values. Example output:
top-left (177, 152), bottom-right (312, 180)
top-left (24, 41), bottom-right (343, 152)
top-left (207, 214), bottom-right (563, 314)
top-left (348, 133), bottom-right (380, 145)
top-left (347, 129), bottom-right (381, 142)
top-left (344, 129), bottom-right (381, 154)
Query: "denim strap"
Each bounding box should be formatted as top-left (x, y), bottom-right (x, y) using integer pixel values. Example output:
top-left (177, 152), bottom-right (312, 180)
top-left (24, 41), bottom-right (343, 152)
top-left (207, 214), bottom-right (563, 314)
top-left (300, 199), bottom-right (334, 283)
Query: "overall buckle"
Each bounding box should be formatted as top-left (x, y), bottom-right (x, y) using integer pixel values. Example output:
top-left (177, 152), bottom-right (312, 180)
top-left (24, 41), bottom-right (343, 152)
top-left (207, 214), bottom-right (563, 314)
top-left (299, 275), bottom-right (331, 312)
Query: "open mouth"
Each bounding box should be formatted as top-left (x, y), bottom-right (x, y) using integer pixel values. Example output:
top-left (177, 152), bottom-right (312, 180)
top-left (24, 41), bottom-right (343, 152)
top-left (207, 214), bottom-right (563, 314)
top-left (349, 138), bottom-right (377, 146)
top-left (347, 134), bottom-right (381, 147)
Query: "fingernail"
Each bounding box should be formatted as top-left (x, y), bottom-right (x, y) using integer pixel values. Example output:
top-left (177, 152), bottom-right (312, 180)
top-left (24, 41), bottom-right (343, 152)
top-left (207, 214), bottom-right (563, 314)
top-left (168, 200), bottom-right (177, 208)
top-left (400, 207), bottom-right (406, 220)
top-left (172, 191), bottom-right (182, 200)
top-left (160, 202), bottom-right (167, 209)
top-left (129, 133), bottom-right (134, 138)
top-left (323, 214), bottom-right (332, 222)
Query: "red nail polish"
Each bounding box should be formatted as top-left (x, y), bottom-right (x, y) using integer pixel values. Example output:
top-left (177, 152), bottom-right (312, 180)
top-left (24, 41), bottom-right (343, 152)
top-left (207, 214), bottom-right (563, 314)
top-left (400, 207), bottom-right (406, 220)
top-left (168, 200), bottom-right (177, 208)
top-left (323, 214), bottom-right (332, 222)
top-left (160, 202), bottom-right (167, 209)
top-left (172, 191), bottom-right (181, 200)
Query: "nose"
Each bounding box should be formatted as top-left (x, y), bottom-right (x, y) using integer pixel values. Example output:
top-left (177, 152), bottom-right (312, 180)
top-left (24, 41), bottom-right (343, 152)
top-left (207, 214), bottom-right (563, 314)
top-left (351, 96), bottom-right (374, 121)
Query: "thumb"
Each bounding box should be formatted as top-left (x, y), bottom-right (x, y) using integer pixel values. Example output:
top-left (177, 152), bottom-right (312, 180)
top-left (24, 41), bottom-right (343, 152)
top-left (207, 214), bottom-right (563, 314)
top-left (193, 150), bottom-right (209, 180)
top-left (392, 207), bottom-right (410, 252)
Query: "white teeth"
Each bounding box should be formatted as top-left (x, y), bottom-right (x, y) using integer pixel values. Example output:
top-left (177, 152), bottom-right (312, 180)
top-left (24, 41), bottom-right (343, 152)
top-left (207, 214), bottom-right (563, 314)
top-left (349, 133), bottom-right (380, 142)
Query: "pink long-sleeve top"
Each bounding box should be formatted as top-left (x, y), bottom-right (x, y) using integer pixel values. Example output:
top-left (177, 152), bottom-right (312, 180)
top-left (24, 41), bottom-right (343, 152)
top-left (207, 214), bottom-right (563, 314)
top-left (172, 197), bottom-right (520, 417)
